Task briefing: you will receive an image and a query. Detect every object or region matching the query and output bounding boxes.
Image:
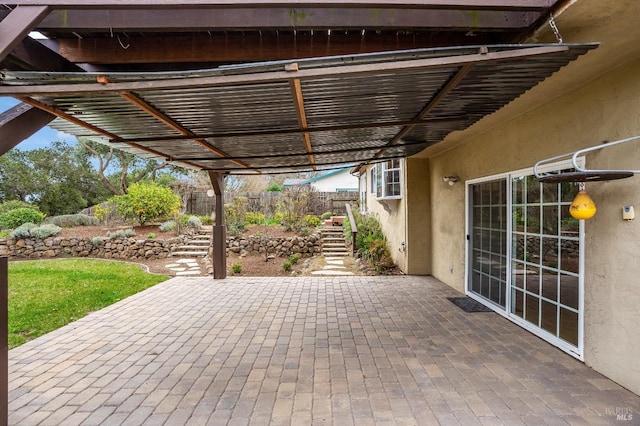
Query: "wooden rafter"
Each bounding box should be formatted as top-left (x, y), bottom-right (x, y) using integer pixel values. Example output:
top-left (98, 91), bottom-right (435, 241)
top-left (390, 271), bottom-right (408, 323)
top-left (118, 91), bottom-right (255, 171)
top-left (288, 76), bottom-right (316, 170)
top-left (374, 63), bottom-right (475, 159)
top-left (17, 96), bottom-right (203, 169)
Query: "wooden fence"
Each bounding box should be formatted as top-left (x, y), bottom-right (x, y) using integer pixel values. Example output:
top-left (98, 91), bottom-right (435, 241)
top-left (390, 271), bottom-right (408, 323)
top-left (184, 191), bottom-right (358, 216)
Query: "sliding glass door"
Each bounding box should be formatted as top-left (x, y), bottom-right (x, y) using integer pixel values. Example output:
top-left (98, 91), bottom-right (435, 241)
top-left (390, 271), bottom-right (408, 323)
top-left (467, 164), bottom-right (583, 358)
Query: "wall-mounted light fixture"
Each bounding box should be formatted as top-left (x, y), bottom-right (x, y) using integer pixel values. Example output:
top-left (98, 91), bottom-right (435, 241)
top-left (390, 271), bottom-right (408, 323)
top-left (443, 175), bottom-right (459, 186)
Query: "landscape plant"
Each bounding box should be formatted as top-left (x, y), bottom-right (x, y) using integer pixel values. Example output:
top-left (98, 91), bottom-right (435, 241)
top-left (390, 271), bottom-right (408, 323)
top-left (10, 223), bottom-right (62, 239)
top-left (46, 213), bottom-right (100, 228)
top-left (106, 229), bottom-right (136, 239)
top-left (159, 220), bottom-right (176, 232)
top-left (0, 208), bottom-right (45, 229)
top-left (282, 260), bottom-right (292, 272)
top-left (345, 206), bottom-right (394, 273)
top-left (110, 182), bottom-right (181, 225)
top-left (231, 262), bottom-right (242, 274)
top-left (0, 200), bottom-right (38, 215)
top-left (225, 196), bottom-right (248, 235)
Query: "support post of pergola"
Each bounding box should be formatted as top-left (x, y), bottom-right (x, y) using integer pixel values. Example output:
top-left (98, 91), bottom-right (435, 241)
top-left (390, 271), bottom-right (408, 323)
top-left (0, 257), bottom-right (7, 426)
top-left (208, 171), bottom-right (227, 279)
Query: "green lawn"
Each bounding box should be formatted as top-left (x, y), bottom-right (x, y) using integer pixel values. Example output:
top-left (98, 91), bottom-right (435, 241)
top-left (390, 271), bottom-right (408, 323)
top-left (8, 259), bottom-right (169, 349)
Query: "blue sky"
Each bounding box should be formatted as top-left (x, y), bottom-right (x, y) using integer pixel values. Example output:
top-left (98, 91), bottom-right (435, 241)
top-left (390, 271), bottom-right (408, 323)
top-left (1, 97), bottom-right (78, 151)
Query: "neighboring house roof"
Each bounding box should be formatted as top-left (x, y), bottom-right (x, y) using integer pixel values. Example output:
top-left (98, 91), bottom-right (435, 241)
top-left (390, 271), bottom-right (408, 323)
top-left (283, 168), bottom-right (354, 187)
top-left (282, 178), bottom-right (308, 187)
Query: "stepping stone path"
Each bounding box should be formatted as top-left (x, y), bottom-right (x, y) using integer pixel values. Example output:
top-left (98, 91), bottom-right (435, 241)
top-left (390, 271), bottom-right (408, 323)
top-left (164, 258), bottom-right (203, 276)
top-left (312, 225), bottom-right (354, 275)
top-left (311, 256), bottom-right (354, 276)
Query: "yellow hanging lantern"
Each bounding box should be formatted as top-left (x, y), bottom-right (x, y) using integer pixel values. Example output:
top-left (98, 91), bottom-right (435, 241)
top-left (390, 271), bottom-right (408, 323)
top-left (569, 188), bottom-right (597, 220)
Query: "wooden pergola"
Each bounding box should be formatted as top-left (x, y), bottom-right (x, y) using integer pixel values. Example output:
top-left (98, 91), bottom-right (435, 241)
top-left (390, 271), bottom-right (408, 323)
top-left (0, 2), bottom-right (602, 422)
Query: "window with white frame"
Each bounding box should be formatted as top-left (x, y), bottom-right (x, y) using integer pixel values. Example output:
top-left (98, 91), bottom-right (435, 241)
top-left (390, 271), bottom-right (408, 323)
top-left (373, 159), bottom-right (402, 200)
top-left (359, 174), bottom-right (367, 214)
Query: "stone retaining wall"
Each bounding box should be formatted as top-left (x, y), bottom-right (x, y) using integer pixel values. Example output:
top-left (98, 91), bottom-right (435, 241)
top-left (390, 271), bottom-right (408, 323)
top-left (227, 234), bottom-right (322, 258)
top-left (0, 236), bottom-right (187, 260)
top-left (0, 233), bottom-right (323, 260)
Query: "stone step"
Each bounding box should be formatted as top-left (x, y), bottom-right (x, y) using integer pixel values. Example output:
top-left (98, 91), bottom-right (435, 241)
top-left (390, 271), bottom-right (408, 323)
top-left (188, 238), bottom-right (211, 244)
top-left (323, 244), bottom-right (346, 249)
top-left (178, 245), bottom-right (210, 250)
top-left (322, 252), bottom-right (349, 257)
top-left (172, 251), bottom-right (208, 257)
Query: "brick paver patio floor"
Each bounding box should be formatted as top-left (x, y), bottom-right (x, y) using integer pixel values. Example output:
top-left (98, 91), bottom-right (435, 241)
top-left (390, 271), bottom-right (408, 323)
top-left (8, 276), bottom-right (640, 425)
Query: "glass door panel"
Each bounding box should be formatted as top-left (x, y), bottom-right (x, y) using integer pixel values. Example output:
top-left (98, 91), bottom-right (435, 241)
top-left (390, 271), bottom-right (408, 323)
top-left (510, 172), bottom-right (581, 350)
top-left (468, 179), bottom-right (507, 309)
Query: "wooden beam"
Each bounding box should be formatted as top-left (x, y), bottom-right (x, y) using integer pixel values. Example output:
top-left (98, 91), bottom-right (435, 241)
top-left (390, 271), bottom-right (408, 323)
top-left (289, 77), bottom-right (316, 169)
top-left (119, 91), bottom-right (255, 170)
top-left (5, 1), bottom-right (556, 11)
top-left (0, 5), bottom-right (50, 62)
top-left (0, 103), bottom-right (54, 156)
top-left (0, 45), bottom-right (571, 96)
top-left (47, 33), bottom-right (498, 65)
top-left (27, 8), bottom-right (536, 34)
top-left (208, 171), bottom-right (227, 280)
top-left (4, 37), bottom-right (84, 72)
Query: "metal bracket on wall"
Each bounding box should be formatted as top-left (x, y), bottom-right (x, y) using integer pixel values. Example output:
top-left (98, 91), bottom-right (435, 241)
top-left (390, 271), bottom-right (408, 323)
top-left (534, 135), bottom-right (640, 183)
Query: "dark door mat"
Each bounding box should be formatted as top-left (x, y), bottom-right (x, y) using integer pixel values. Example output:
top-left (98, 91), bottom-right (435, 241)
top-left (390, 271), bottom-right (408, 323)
top-left (448, 297), bottom-right (494, 312)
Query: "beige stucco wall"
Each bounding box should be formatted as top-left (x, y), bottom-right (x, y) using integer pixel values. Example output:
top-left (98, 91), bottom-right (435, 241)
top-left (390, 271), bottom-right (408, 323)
top-left (364, 163), bottom-right (408, 271)
top-left (425, 56), bottom-right (640, 395)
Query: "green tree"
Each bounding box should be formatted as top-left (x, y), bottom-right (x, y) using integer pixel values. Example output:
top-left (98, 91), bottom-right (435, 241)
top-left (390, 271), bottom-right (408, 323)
top-left (78, 139), bottom-right (182, 195)
top-left (110, 182), bottom-right (182, 225)
top-left (0, 142), bottom-right (108, 216)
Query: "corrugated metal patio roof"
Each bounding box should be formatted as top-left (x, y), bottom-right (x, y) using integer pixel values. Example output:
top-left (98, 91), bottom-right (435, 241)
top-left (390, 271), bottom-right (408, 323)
top-left (0, 43), bottom-right (596, 174)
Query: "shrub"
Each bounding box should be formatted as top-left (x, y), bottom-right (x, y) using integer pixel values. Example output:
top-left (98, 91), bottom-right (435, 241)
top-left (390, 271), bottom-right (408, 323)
top-left (198, 215), bottom-right (213, 225)
top-left (186, 216), bottom-right (202, 230)
top-left (110, 183), bottom-right (181, 225)
top-left (147, 233), bottom-right (156, 239)
top-left (298, 227), bottom-right (310, 237)
top-left (320, 211), bottom-right (332, 220)
top-left (282, 261), bottom-right (292, 272)
top-left (92, 236), bottom-right (105, 246)
top-left (46, 213), bottom-right (100, 228)
top-left (0, 200), bottom-right (38, 215)
top-left (10, 223), bottom-right (61, 239)
top-left (107, 229), bottom-right (136, 239)
top-left (266, 182), bottom-right (283, 192)
top-left (231, 262), bottom-right (242, 275)
top-left (246, 212), bottom-right (265, 225)
top-left (0, 208), bottom-right (45, 229)
top-left (347, 208), bottom-right (394, 273)
top-left (9, 223), bottom-right (36, 239)
top-left (225, 196), bottom-right (248, 235)
top-left (159, 220), bottom-right (176, 232)
top-left (303, 214), bottom-right (322, 227)
top-left (93, 204), bottom-right (110, 223)
top-left (289, 253), bottom-right (301, 265)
